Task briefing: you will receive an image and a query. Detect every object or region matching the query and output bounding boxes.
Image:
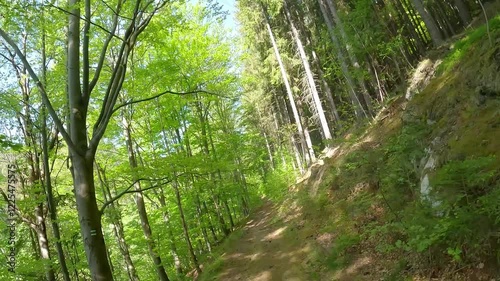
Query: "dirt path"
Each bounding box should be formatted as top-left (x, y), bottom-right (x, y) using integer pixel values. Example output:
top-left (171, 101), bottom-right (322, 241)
top-left (213, 201), bottom-right (312, 281)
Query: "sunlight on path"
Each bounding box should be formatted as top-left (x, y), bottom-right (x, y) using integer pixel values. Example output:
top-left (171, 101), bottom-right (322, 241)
top-left (215, 202), bottom-right (311, 281)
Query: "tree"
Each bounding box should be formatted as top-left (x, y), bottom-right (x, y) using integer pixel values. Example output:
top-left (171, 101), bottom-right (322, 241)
top-left (1, 0), bottom-right (169, 279)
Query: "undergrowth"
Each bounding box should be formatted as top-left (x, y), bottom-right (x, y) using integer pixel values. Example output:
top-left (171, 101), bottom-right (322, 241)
top-left (303, 16), bottom-right (500, 280)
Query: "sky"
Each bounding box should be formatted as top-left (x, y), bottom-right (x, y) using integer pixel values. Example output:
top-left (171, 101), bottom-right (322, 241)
top-left (218, 0), bottom-right (239, 33)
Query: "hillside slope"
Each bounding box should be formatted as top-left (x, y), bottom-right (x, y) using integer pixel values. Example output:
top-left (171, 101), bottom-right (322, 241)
top-left (199, 16), bottom-right (500, 281)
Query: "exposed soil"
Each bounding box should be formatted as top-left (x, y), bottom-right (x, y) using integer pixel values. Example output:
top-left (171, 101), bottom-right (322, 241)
top-left (211, 201), bottom-right (313, 281)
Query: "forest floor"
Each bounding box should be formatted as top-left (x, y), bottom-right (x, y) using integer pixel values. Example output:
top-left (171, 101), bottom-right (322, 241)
top-left (206, 200), bottom-right (313, 281)
top-left (199, 10), bottom-right (500, 281)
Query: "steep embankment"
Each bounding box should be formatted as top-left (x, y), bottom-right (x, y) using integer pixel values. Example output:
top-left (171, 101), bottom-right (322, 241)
top-left (199, 16), bottom-right (500, 281)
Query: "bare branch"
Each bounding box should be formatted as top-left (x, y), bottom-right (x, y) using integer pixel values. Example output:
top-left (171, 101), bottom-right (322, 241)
top-left (99, 0), bottom-right (133, 21)
top-left (89, 0), bottom-right (124, 93)
top-left (46, 3), bottom-right (124, 42)
top-left (112, 89), bottom-right (226, 115)
top-left (99, 175), bottom-right (181, 214)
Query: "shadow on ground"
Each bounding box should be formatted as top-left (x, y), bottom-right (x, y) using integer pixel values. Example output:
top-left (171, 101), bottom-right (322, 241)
top-left (210, 201), bottom-right (313, 281)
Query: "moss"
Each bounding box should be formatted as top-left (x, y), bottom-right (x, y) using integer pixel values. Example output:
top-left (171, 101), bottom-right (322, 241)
top-left (438, 15), bottom-right (500, 74)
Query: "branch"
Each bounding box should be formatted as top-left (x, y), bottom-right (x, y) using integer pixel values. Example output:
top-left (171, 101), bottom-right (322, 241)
top-left (89, 0), bottom-right (169, 153)
top-left (0, 28), bottom-right (79, 155)
top-left (89, 0), bottom-right (123, 93)
top-left (112, 89), bottom-right (226, 114)
top-left (90, 0), bottom-right (140, 151)
top-left (99, 0), bottom-right (133, 21)
top-left (82, 0), bottom-right (91, 105)
top-left (99, 175), bottom-right (184, 214)
top-left (46, 3), bottom-right (123, 42)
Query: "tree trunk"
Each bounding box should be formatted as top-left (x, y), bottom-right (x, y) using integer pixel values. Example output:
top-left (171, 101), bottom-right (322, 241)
top-left (273, 92), bottom-right (304, 173)
top-left (195, 100), bottom-right (231, 236)
top-left (324, 0), bottom-right (374, 116)
top-left (223, 199), bottom-right (235, 230)
top-left (97, 166), bottom-right (140, 281)
top-left (172, 172), bottom-right (202, 274)
top-left (41, 20), bottom-right (72, 280)
top-left (196, 197), bottom-right (213, 253)
top-left (203, 201), bottom-right (219, 242)
top-left (71, 154), bottom-right (114, 281)
top-left (42, 114), bottom-right (71, 281)
top-left (35, 205), bottom-right (56, 281)
top-left (409, 0), bottom-right (444, 46)
top-left (122, 115), bottom-right (170, 281)
top-left (262, 4), bottom-right (316, 163)
top-left (66, 0), bottom-right (115, 278)
top-left (311, 50), bottom-right (340, 126)
top-left (158, 189), bottom-right (184, 274)
top-left (454, 0), bottom-right (471, 26)
top-left (318, 0), bottom-right (366, 119)
top-left (284, 0), bottom-right (332, 140)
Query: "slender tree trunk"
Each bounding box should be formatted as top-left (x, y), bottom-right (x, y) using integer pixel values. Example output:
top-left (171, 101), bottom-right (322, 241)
top-left (122, 115), bottom-right (170, 281)
top-left (454, 0), bottom-right (471, 26)
top-left (263, 130), bottom-right (275, 169)
top-left (262, 4), bottom-right (316, 163)
top-left (273, 92), bottom-right (304, 173)
top-left (203, 201), bottom-right (219, 242)
top-left (41, 25), bottom-right (71, 278)
top-left (157, 189), bottom-right (184, 274)
top-left (184, 129), bottom-right (220, 243)
top-left (172, 172), bottom-right (202, 274)
top-left (409, 0), bottom-right (444, 46)
top-left (195, 100), bottom-right (230, 236)
top-left (195, 196), bottom-right (213, 253)
top-left (29, 229), bottom-right (41, 260)
top-left (284, 0), bottom-right (332, 140)
top-left (97, 166), bottom-right (140, 281)
top-left (311, 50), bottom-right (340, 125)
top-left (318, 0), bottom-right (366, 119)
top-left (35, 205), bottom-right (56, 281)
top-left (65, 236), bottom-right (81, 281)
top-left (402, 0), bottom-right (430, 45)
top-left (109, 208), bottom-right (140, 281)
top-left (223, 200), bottom-right (235, 230)
top-left (324, 0), bottom-right (374, 116)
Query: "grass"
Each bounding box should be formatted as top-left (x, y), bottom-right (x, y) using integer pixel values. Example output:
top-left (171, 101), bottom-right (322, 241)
top-left (294, 15), bottom-right (500, 280)
top-left (438, 15), bottom-right (500, 74)
top-left (198, 15), bottom-right (500, 281)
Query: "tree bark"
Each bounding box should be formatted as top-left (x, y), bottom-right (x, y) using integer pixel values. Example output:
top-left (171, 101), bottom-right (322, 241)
top-left (409, 0), bottom-right (444, 46)
top-left (172, 172), bottom-right (202, 274)
top-left (454, 0), bottom-right (471, 26)
top-left (318, 0), bottom-right (366, 119)
top-left (35, 205), bottom-right (56, 281)
top-left (66, 0), bottom-right (116, 278)
top-left (262, 4), bottom-right (316, 163)
top-left (284, 0), bottom-right (332, 140)
top-left (122, 115), bottom-right (170, 281)
top-left (97, 166), bottom-right (140, 281)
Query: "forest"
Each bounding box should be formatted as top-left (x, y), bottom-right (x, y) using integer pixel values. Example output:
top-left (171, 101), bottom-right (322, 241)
top-left (0, 0), bottom-right (499, 280)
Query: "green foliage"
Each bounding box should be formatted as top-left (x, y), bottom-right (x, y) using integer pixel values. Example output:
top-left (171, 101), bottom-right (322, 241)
top-left (439, 15), bottom-right (500, 74)
top-left (326, 233), bottom-right (361, 270)
top-left (372, 155), bottom-right (500, 266)
top-left (260, 166), bottom-right (295, 202)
